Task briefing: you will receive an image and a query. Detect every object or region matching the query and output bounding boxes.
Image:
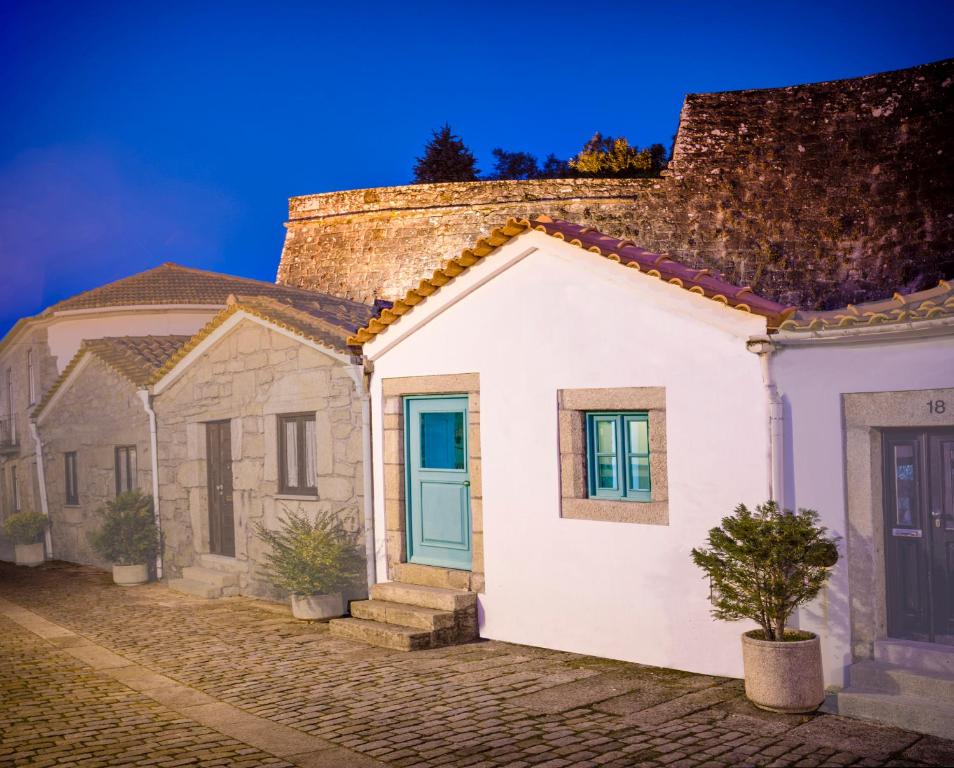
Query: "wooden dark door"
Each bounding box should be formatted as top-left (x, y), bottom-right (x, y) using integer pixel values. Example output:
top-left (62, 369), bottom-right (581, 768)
top-left (884, 430), bottom-right (954, 645)
top-left (206, 421), bottom-right (235, 557)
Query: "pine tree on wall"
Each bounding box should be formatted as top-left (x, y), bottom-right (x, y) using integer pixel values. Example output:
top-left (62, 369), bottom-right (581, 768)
top-left (413, 124), bottom-right (479, 183)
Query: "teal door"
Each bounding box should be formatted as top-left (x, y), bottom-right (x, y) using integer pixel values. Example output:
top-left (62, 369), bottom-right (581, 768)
top-left (406, 396), bottom-right (472, 570)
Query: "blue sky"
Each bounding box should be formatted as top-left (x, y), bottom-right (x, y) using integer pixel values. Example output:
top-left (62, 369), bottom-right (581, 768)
top-left (1, 0), bottom-right (952, 336)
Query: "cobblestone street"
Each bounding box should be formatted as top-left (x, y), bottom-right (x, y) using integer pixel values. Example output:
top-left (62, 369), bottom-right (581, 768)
top-left (2, 561), bottom-right (953, 768)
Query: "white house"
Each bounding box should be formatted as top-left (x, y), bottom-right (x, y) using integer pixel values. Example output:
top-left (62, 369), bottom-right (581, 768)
top-left (332, 216), bottom-right (954, 736)
top-left (332, 217), bottom-right (796, 676)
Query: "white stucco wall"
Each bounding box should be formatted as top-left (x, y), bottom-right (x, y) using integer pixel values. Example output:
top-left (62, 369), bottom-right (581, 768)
top-left (771, 332), bottom-right (954, 685)
top-left (367, 232), bottom-right (776, 680)
top-left (47, 309), bottom-right (218, 372)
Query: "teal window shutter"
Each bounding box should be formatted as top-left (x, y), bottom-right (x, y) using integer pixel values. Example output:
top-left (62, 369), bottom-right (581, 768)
top-left (586, 412), bottom-right (651, 502)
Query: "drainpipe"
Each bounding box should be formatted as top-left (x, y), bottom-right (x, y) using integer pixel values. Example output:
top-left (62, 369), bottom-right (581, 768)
top-left (346, 358), bottom-right (377, 592)
top-left (746, 337), bottom-right (784, 506)
top-left (29, 420), bottom-right (53, 559)
top-left (137, 389), bottom-right (163, 579)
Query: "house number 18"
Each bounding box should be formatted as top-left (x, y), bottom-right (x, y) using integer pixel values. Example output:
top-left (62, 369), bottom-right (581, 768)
top-left (928, 400), bottom-right (946, 414)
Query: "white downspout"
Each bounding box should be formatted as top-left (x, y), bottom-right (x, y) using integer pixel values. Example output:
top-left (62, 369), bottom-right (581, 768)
top-left (747, 337), bottom-right (784, 506)
top-left (346, 359), bottom-right (377, 592)
top-left (29, 420), bottom-right (53, 559)
top-left (137, 389), bottom-right (163, 579)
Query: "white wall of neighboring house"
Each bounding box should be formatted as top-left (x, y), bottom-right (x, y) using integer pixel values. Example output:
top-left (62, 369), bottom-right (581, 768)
top-left (771, 332), bottom-right (954, 684)
top-left (367, 232), bottom-right (779, 681)
top-left (46, 308), bottom-right (218, 372)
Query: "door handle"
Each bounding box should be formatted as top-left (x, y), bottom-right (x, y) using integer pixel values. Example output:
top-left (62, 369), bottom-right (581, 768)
top-left (462, 481), bottom-right (470, 487)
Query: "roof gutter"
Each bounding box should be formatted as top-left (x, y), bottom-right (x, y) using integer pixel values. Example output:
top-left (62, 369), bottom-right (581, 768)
top-left (345, 356), bottom-right (377, 592)
top-left (28, 420), bottom-right (53, 560)
top-left (137, 389), bottom-right (164, 579)
top-left (746, 336), bottom-right (784, 506)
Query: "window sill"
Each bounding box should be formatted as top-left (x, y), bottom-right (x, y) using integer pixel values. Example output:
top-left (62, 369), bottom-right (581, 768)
top-left (274, 493), bottom-right (320, 501)
top-left (561, 497), bottom-right (668, 525)
top-left (63, 504), bottom-right (82, 508)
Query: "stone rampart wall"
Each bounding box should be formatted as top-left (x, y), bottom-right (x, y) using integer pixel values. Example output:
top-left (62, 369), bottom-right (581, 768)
top-left (277, 58), bottom-right (954, 310)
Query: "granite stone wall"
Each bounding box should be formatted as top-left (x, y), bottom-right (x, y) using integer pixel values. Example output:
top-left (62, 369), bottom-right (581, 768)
top-left (39, 357), bottom-right (152, 569)
top-left (153, 318), bottom-right (366, 600)
top-left (277, 58), bottom-right (954, 311)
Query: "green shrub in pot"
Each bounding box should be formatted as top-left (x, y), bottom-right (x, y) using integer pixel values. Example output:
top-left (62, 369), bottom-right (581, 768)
top-left (2, 510), bottom-right (47, 545)
top-left (88, 491), bottom-right (159, 584)
top-left (691, 501), bottom-right (839, 712)
top-left (254, 509), bottom-right (365, 619)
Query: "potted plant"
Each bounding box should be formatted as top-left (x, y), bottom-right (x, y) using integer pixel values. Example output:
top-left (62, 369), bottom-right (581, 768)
top-left (254, 509), bottom-right (365, 620)
top-left (2, 510), bottom-right (47, 566)
top-left (691, 501), bottom-right (839, 713)
top-left (88, 491), bottom-right (159, 586)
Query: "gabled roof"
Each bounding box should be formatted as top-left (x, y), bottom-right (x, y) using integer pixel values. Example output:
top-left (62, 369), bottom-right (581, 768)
top-left (149, 293), bottom-right (372, 386)
top-left (33, 335), bottom-right (190, 418)
top-left (347, 216), bottom-right (796, 345)
top-left (45, 262), bottom-right (374, 315)
top-left (778, 280), bottom-right (954, 332)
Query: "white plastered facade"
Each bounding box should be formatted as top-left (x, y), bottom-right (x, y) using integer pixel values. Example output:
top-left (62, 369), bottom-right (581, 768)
top-left (365, 231), bottom-right (778, 680)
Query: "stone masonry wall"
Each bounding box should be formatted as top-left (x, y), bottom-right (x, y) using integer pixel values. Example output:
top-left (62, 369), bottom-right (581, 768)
top-left (153, 319), bottom-right (366, 601)
top-left (39, 357), bottom-right (152, 569)
top-left (277, 59), bottom-right (954, 311)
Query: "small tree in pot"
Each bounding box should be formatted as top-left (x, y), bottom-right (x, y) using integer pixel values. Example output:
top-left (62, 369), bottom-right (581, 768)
top-left (88, 491), bottom-right (159, 586)
top-left (3, 510), bottom-right (47, 566)
top-left (254, 509), bottom-right (365, 620)
top-left (691, 501), bottom-right (839, 713)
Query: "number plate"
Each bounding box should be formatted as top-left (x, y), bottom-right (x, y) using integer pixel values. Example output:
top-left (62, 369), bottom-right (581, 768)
top-left (892, 528), bottom-right (922, 538)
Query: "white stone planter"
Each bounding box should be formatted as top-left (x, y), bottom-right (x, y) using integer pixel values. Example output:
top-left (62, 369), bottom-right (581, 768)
top-left (112, 564), bottom-right (149, 586)
top-left (741, 630), bottom-right (824, 713)
top-left (291, 592), bottom-right (345, 620)
top-left (14, 542), bottom-right (45, 567)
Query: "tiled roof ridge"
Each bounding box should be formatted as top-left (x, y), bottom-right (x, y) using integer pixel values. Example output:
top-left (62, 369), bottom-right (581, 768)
top-left (32, 334), bottom-right (190, 418)
top-left (148, 295), bottom-right (363, 386)
top-left (229, 294), bottom-right (367, 340)
top-left (347, 216), bottom-right (796, 345)
top-left (778, 279), bottom-right (954, 332)
top-left (45, 261), bottom-right (375, 315)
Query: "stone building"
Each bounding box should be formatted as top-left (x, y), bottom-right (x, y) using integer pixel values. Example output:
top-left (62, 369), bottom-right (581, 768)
top-left (277, 58), bottom-right (953, 312)
top-left (0, 262), bottom-right (376, 562)
top-left (32, 336), bottom-right (189, 568)
top-left (149, 294), bottom-right (375, 600)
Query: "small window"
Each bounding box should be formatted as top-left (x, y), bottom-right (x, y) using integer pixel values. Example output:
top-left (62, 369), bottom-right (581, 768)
top-left (115, 446), bottom-right (138, 495)
top-left (65, 452), bottom-right (79, 505)
top-left (27, 350), bottom-right (36, 406)
top-left (278, 414), bottom-right (317, 495)
top-left (11, 468), bottom-right (21, 512)
top-left (586, 412), bottom-right (651, 501)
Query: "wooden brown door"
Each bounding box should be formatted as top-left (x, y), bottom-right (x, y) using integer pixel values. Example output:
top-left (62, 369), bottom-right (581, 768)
top-left (884, 430), bottom-right (954, 645)
top-left (206, 421), bottom-right (235, 557)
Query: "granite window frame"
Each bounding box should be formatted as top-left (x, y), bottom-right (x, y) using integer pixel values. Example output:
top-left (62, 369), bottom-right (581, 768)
top-left (558, 387), bottom-right (668, 525)
top-left (64, 452), bottom-right (79, 506)
top-left (278, 412), bottom-right (317, 496)
top-left (27, 350), bottom-right (36, 406)
top-left (114, 445), bottom-right (138, 495)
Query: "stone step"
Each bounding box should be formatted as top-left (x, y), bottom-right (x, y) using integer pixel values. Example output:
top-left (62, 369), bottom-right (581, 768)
top-left (833, 688), bottom-right (954, 740)
top-left (391, 562), bottom-right (473, 591)
top-left (169, 578), bottom-right (223, 599)
top-left (850, 659), bottom-right (954, 703)
top-left (328, 617), bottom-right (434, 651)
top-left (199, 553), bottom-right (247, 574)
top-left (874, 638), bottom-right (954, 675)
top-left (370, 581), bottom-right (477, 612)
top-left (350, 599), bottom-right (456, 631)
top-left (182, 566), bottom-right (239, 588)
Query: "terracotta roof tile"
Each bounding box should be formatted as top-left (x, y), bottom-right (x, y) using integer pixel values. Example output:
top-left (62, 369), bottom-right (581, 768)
top-left (45, 262), bottom-right (374, 316)
top-left (778, 280), bottom-right (954, 332)
top-left (149, 293), bottom-right (373, 385)
top-left (34, 335), bottom-right (190, 418)
top-left (348, 217), bottom-right (796, 345)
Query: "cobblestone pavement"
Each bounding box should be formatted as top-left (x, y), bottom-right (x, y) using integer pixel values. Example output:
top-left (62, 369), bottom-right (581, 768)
top-left (3, 561), bottom-right (954, 768)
